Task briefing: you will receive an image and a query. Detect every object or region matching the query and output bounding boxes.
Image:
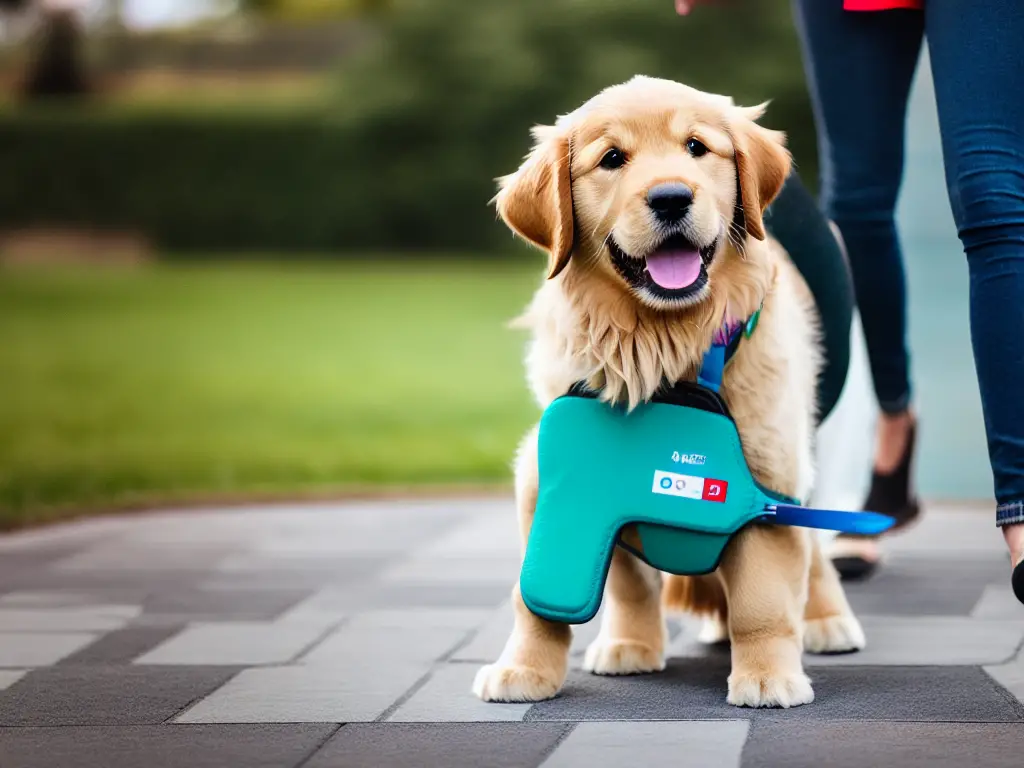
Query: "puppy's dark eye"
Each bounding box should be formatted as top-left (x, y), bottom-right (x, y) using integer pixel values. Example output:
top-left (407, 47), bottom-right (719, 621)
top-left (599, 148), bottom-right (627, 170)
top-left (686, 138), bottom-right (709, 157)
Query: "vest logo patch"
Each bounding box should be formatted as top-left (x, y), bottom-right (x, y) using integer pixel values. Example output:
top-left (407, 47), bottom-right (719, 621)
top-left (652, 470), bottom-right (729, 503)
top-left (672, 452), bottom-right (706, 466)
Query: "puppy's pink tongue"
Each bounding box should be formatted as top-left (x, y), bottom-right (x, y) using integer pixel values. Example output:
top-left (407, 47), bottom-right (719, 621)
top-left (645, 249), bottom-right (702, 289)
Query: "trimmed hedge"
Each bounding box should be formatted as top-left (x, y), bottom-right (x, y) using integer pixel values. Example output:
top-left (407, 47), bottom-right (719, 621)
top-left (0, 109), bottom-right (406, 251)
top-left (0, 0), bottom-right (819, 252)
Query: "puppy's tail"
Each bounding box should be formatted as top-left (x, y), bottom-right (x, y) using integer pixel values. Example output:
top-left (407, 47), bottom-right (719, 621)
top-left (661, 573), bottom-right (727, 619)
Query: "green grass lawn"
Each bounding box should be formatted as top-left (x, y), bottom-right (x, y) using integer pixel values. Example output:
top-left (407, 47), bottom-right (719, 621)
top-left (0, 259), bottom-right (542, 527)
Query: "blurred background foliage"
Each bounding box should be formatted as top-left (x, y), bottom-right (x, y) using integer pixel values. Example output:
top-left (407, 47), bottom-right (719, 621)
top-left (0, 0), bottom-right (817, 253)
top-left (0, 0), bottom-right (820, 522)
top-left (238, 0), bottom-right (389, 19)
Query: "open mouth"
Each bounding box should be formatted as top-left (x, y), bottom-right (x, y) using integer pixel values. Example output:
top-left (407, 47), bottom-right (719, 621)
top-left (608, 233), bottom-right (718, 302)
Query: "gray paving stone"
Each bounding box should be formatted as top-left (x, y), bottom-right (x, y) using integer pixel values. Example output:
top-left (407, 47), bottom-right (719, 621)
top-left (666, 625), bottom-right (731, 661)
top-left (807, 617), bottom-right (1024, 666)
top-left (230, 507), bottom-right (471, 558)
top-left (524, 660), bottom-right (1024, 722)
top-left (0, 671), bottom-right (26, 691)
top-left (543, 721), bottom-right (750, 768)
top-left (134, 621), bottom-right (330, 666)
top-left (0, 587), bottom-right (151, 607)
top-left (345, 608), bottom-right (491, 631)
top-left (113, 506), bottom-right (358, 548)
top-left (244, 534), bottom-right (424, 557)
top-left (276, 583), bottom-right (510, 625)
top-left (53, 544), bottom-right (231, 573)
top-left (0, 606), bottom-right (140, 632)
top-left (142, 587), bottom-right (312, 621)
top-left (380, 555), bottom-right (520, 585)
top-left (0, 591), bottom-right (109, 607)
top-left (886, 511), bottom-right (1006, 557)
top-left (198, 556), bottom-right (390, 591)
top-left (668, 615), bottom-right (1024, 667)
top-left (0, 495), bottom-right (1021, 765)
top-left (842, 557), bottom-right (1007, 616)
top-left (450, 603), bottom-right (605, 663)
top-left (741, 721), bottom-right (1024, 768)
top-left (0, 665), bottom-right (238, 725)
top-left (2, 569), bottom-right (205, 594)
top-left (985, 653), bottom-right (1024, 703)
top-left (417, 512), bottom-right (520, 558)
top-left (214, 552), bottom-right (389, 575)
top-left (305, 723), bottom-right (571, 768)
top-left (387, 664), bottom-right (531, 722)
top-left (972, 585), bottom-right (1024, 620)
top-left (176, 663), bottom-right (430, 723)
top-left (368, 583), bottom-right (517, 609)
top-left (300, 624), bottom-right (468, 666)
top-left (0, 525), bottom-right (117, 556)
top-left (0, 632), bottom-right (98, 667)
top-left (0, 724), bottom-right (339, 768)
top-left (59, 626), bottom-right (186, 666)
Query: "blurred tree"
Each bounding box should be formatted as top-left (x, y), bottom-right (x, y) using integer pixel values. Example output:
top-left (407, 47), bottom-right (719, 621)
top-left (331, 0), bottom-right (817, 246)
top-left (237, 0), bottom-right (389, 20)
top-left (104, 0), bottom-right (125, 31)
top-left (0, 0), bottom-right (818, 252)
top-left (20, 7), bottom-right (91, 100)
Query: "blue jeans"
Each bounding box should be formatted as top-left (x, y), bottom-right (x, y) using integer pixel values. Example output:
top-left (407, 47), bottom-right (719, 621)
top-left (793, 0), bottom-right (1024, 525)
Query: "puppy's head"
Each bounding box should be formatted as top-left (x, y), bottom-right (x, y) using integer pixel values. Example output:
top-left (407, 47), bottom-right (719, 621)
top-left (495, 76), bottom-right (790, 311)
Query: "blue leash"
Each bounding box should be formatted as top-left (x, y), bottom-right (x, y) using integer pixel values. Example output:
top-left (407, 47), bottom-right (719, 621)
top-left (765, 504), bottom-right (895, 536)
top-left (700, 309), bottom-right (896, 537)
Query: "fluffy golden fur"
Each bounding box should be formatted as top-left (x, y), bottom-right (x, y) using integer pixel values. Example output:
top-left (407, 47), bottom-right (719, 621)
top-left (473, 76), bottom-right (864, 708)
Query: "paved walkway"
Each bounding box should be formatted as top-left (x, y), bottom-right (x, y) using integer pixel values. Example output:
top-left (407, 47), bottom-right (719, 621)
top-left (0, 498), bottom-right (1021, 768)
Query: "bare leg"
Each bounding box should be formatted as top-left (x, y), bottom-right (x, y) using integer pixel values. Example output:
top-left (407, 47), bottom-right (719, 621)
top-left (1004, 524), bottom-right (1024, 567)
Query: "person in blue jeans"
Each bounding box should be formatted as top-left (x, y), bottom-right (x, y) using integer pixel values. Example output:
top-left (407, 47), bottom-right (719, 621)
top-left (675, 0), bottom-right (1024, 601)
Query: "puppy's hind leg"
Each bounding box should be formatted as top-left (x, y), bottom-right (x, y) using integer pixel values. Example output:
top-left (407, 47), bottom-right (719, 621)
top-left (663, 573), bottom-right (729, 645)
top-left (803, 534), bottom-right (866, 654)
top-left (473, 427), bottom-right (571, 702)
top-left (584, 533), bottom-right (666, 676)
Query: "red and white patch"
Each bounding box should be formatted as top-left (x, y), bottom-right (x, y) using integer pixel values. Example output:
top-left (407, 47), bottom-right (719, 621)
top-left (652, 470), bottom-right (728, 503)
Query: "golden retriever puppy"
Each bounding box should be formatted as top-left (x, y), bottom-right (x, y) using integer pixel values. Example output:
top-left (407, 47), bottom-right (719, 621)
top-left (473, 76), bottom-right (865, 709)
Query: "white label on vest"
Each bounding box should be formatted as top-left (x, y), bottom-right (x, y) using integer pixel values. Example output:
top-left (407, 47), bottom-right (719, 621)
top-left (651, 470), bottom-right (728, 503)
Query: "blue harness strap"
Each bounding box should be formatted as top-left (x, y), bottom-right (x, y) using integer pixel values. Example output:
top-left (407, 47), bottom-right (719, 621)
top-left (765, 504), bottom-right (895, 536)
top-left (695, 306), bottom-right (894, 538)
top-left (697, 344), bottom-right (727, 393)
top-left (698, 308), bottom-right (759, 393)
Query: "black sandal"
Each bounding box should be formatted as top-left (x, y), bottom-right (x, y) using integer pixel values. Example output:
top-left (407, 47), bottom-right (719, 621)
top-left (832, 421), bottom-right (921, 581)
top-left (1013, 558), bottom-right (1024, 605)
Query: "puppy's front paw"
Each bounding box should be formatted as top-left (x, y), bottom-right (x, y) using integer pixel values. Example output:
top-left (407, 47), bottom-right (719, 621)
top-left (804, 613), bottom-right (865, 654)
top-left (472, 663), bottom-right (562, 702)
top-left (583, 639), bottom-right (665, 676)
top-left (727, 671), bottom-right (814, 708)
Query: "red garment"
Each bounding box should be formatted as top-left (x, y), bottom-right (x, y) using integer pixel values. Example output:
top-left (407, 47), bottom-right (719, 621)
top-left (844, 0), bottom-right (923, 9)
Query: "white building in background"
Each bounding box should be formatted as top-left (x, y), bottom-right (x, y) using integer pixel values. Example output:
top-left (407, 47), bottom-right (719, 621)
top-left (120, 0), bottom-right (230, 30)
top-left (1, 0), bottom-right (229, 41)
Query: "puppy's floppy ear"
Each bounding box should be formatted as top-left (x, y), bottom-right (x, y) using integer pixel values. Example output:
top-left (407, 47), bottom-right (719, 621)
top-left (728, 104), bottom-right (791, 242)
top-left (494, 126), bottom-right (574, 279)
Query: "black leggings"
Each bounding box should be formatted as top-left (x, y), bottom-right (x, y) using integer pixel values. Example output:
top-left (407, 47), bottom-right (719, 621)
top-left (763, 172), bottom-right (854, 423)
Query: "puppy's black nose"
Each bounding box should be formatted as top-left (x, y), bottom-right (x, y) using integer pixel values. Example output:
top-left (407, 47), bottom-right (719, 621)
top-left (647, 183), bottom-right (694, 223)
